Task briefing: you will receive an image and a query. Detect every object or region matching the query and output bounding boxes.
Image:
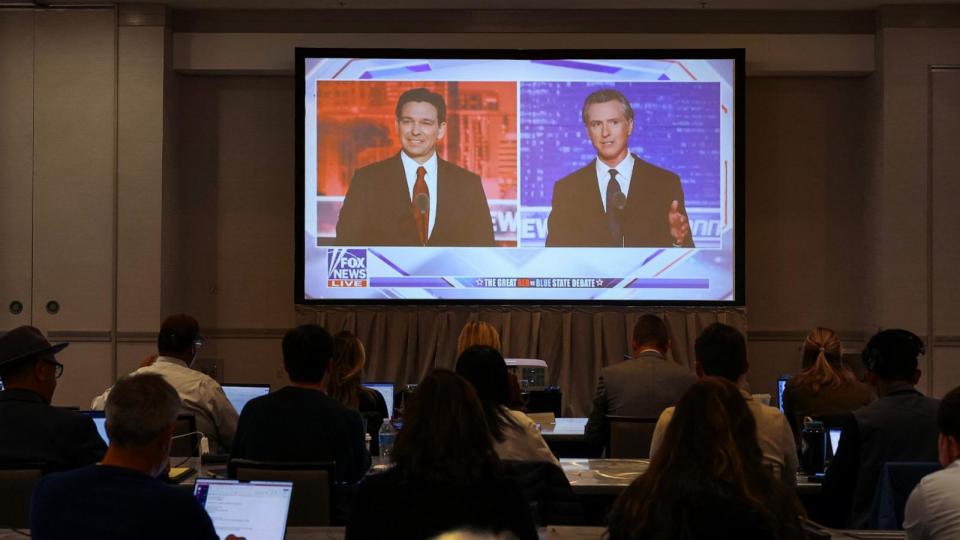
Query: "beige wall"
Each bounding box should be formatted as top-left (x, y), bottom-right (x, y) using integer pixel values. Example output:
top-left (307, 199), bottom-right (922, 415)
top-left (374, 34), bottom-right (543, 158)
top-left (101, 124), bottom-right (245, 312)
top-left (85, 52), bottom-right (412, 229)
top-left (2, 6), bottom-right (959, 409)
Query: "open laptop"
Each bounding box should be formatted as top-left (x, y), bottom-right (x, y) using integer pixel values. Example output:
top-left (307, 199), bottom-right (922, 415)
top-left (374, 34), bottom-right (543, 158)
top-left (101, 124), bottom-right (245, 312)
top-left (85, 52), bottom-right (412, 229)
top-left (222, 384), bottom-right (270, 414)
top-left (365, 382), bottom-right (394, 418)
top-left (194, 479), bottom-right (292, 540)
top-left (777, 375), bottom-right (790, 413)
top-left (80, 410), bottom-right (108, 444)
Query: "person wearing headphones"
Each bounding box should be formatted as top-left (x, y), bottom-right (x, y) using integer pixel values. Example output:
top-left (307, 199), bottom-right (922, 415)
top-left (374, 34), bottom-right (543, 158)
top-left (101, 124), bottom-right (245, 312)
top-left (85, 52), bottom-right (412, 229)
top-left (91, 314), bottom-right (238, 454)
top-left (822, 329), bottom-right (940, 529)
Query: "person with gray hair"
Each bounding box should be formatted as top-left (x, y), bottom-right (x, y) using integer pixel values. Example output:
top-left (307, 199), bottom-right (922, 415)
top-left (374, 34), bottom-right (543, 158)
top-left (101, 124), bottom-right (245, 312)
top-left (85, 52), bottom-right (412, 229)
top-left (545, 87), bottom-right (694, 248)
top-left (31, 373), bottom-right (244, 540)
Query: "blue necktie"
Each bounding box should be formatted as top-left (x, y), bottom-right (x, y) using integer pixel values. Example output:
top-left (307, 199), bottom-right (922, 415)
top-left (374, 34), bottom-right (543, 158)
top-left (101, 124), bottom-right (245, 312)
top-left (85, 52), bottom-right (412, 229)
top-left (606, 169), bottom-right (623, 245)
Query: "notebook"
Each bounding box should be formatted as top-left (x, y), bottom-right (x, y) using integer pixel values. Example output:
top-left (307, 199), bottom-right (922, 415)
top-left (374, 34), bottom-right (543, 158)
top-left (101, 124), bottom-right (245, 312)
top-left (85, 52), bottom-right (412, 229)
top-left (222, 384), bottom-right (270, 414)
top-left (366, 382), bottom-right (394, 417)
top-left (193, 479), bottom-right (293, 540)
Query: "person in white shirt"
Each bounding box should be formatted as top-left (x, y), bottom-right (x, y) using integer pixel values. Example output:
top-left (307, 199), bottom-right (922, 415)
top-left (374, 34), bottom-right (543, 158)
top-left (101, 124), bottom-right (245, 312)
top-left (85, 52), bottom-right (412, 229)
top-left (456, 345), bottom-right (558, 465)
top-left (650, 322), bottom-right (799, 489)
top-left (904, 385), bottom-right (960, 539)
top-left (91, 314), bottom-right (238, 454)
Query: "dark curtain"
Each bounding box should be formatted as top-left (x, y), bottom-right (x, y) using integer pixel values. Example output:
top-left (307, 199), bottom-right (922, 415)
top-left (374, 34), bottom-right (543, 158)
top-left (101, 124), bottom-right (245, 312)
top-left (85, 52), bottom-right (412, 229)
top-left (297, 306), bottom-right (746, 417)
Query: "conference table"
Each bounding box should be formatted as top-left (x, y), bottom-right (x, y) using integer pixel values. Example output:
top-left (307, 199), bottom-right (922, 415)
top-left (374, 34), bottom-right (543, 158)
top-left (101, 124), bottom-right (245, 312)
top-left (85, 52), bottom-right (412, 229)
top-left (0, 527), bottom-right (905, 540)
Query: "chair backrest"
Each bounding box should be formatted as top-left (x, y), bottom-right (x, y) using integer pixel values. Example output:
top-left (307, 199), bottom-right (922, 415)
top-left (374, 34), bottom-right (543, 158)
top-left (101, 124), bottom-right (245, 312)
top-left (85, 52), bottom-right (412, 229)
top-left (499, 460), bottom-right (584, 527)
top-left (228, 459), bottom-right (336, 526)
top-left (870, 461), bottom-right (941, 530)
top-left (607, 416), bottom-right (659, 459)
top-left (0, 463), bottom-right (45, 528)
top-left (171, 414), bottom-right (198, 457)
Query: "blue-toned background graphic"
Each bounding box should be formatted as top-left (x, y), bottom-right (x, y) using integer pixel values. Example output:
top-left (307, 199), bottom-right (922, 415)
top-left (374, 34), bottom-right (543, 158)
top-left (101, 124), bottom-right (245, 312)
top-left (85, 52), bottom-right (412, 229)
top-left (520, 82), bottom-right (720, 209)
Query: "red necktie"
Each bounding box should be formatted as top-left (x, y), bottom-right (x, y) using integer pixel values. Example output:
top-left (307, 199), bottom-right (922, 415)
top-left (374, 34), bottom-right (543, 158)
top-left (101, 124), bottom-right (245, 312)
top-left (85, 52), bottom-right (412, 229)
top-left (412, 166), bottom-right (429, 245)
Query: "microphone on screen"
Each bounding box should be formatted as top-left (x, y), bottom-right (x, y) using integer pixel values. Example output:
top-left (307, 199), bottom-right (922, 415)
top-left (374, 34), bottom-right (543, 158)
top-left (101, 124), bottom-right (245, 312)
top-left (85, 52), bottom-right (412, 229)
top-left (610, 192), bottom-right (627, 212)
top-left (414, 192), bottom-right (430, 216)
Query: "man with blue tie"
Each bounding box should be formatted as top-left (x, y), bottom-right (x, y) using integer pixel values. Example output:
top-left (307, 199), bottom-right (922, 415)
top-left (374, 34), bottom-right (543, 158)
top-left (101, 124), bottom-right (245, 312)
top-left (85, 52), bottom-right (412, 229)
top-left (335, 87), bottom-right (495, 247)
top-left (545, 89), bottom-right (694, 248)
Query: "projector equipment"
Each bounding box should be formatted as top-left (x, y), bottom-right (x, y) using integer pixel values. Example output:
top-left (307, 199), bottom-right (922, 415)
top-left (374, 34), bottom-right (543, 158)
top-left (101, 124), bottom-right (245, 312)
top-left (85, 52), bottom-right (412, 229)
top-left (505, 358), bottom-right (547, 391)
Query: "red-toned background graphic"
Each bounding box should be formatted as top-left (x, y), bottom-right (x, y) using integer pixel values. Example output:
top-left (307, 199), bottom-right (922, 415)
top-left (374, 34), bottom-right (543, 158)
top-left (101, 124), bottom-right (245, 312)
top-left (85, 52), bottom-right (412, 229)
top-left (315, 81), bottom-right (517, 201)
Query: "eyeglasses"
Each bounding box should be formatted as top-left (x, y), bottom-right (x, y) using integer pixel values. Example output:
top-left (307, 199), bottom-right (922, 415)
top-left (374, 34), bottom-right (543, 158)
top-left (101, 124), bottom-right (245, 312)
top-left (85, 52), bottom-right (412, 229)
top-left (193, 336), bottom-right (205, 349)
top-left (43, 359), bottom-right (64, 379)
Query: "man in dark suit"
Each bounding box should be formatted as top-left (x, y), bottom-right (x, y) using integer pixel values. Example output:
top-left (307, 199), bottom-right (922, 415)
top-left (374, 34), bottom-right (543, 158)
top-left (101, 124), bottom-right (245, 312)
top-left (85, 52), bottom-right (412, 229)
top-left (584, 314), bottom-right (696, 456)
top-left (335, 87), bottom-right (495, 247)
top-left (545, 88), bottom-right (694, 248)
top-left (0, 326), bottom-right (106, 471)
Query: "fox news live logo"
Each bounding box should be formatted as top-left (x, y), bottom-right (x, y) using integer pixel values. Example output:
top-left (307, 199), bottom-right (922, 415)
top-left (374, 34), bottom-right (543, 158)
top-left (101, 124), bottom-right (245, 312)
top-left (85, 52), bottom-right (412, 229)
top-left (327, 249), bottom-right (368, 288)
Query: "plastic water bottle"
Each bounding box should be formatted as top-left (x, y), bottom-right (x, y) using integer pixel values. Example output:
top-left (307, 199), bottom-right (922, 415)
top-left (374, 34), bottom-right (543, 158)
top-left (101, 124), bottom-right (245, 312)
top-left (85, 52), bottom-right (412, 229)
top-left (378, 418), bottom-right (397, 458)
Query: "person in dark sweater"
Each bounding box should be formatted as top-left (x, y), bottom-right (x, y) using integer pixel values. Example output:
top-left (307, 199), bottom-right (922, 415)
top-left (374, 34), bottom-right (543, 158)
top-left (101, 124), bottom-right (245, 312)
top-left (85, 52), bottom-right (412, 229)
top-left (231, 324), bottom-right (368, 483)
top-left (607, 377), bottom-right (805, 540)
top-left (823, 329), bottom-right (941, 529)
top-left (0, 326), bottom-right (105, 471)
top-left (347, 369), bottom-right (538, 540)
top-left (327, 331), bottom-right (389, 456)
top-left (30, 373), bottom-right (242, 540)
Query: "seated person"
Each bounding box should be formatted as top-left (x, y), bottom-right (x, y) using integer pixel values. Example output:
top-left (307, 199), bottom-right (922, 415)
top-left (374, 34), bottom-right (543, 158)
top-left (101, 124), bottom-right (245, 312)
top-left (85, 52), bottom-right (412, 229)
top-left (91, 314), bottom-right (238, 454)
top-left (650, 323), bottom-right (798, 488)
top-left (607, 377), bottom-right (806, 540)
top-left (346, 369), bottom-right (537, 540)
top-left (0, 326), bottom-right (105, 470)
top-left (231, 324), bottom-right (368, 483)
top-left (783, 327), bottom-right (873, 438)
top-left (585, 314), bottom-right (697, 455)
top-left (328, 330), bottom-right (389, 456)
top-left (456, 345), bottom-right (558, 465)
top-left (904, 384), bottom-right (960, 539)
top-left (824, 329), bottom-right (940, 529)
top-left (30, 373), bottom-right (242, 540)
top-left (457, 320), bottom-right (501, 355)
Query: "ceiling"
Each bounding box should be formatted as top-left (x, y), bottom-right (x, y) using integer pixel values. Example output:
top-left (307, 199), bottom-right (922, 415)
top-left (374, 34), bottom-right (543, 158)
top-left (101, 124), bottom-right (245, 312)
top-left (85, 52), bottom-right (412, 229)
top-left (13, 0), bottom-right (960, 10)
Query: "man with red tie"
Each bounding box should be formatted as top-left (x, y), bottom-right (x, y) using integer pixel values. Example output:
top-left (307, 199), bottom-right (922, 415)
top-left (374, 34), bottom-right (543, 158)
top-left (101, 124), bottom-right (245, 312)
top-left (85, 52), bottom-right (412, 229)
top-left (545, 88), bottom-right (694, 248)
top-left (335, 88), bottom-right (495, 247)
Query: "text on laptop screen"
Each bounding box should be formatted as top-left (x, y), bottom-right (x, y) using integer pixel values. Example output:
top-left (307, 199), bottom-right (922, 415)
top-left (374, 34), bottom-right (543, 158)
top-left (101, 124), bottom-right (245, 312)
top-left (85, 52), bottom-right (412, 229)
top-left (222, 385), bottom-right (270, 414)
top-left (194, 479), bottom-right (292, 540)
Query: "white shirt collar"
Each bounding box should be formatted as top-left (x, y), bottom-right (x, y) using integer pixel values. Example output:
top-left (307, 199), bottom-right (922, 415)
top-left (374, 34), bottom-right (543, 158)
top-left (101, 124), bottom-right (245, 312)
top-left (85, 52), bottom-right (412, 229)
top-left (595, 152), bottom-right (635, 213)
top-left (400, 151), bottom-right (438, 239)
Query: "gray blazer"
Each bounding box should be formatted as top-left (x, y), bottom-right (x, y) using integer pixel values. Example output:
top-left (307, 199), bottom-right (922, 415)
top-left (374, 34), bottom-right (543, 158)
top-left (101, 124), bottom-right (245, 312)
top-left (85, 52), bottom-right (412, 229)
top-left (584, 350), bottom-right (697, 453)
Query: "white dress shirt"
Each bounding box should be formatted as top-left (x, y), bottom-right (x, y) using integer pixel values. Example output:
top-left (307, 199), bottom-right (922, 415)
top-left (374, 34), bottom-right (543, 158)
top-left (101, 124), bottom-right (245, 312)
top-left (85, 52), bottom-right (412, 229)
top-left (595, 152), bottom-right (635, 213)
top-left (494, 407), bottom-right (560, 465)
top-left (90, 356), bottom-right (239, 453)
top-left (400, 150), bottom-right (438, 239)
top-left (904, 459), bottom-right (960, 539)
top-left (649, 387), bottom-right (799, 489)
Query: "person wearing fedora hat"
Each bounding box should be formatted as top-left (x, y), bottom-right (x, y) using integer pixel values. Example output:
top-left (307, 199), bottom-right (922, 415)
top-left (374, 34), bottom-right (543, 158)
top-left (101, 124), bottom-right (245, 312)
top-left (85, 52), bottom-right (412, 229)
top-left (0, 326), bottom-right (106, 471)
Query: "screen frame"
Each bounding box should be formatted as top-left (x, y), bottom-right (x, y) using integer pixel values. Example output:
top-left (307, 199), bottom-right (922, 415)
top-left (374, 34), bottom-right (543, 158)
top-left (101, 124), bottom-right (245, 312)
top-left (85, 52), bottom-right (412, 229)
top-left (295, 47), bottom-right (745, 307)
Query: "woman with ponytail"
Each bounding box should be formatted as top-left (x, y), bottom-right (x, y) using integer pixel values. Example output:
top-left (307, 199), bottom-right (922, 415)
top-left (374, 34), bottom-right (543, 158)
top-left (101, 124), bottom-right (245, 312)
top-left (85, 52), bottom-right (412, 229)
top-left (782, 327), bottom-right (873, 438)
top-left (328, 331), bottom-right (389, 455)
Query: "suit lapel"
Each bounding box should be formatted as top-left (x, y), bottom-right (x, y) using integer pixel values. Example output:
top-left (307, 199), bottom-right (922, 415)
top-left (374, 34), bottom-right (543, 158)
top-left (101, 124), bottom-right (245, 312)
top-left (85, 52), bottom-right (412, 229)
top-left (389, 153), bottom-right (421, 244)
top-left (624, 154), bottom-right (648, 213)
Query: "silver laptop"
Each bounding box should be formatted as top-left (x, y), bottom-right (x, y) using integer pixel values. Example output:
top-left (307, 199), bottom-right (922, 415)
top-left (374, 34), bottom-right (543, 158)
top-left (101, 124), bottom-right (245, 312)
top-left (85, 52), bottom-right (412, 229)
top-left (366, 382), bottom-right (394, 417)
top-left (221, 384), bottom-right (270, 414)
top-left (193, 479), bottom-right (292, 540)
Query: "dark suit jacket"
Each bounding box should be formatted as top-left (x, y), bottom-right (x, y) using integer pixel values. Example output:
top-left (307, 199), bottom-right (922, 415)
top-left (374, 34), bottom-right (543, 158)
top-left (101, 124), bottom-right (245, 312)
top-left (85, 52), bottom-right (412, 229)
top-left (822, 386), bottom-right (940, 529)
top-left (335, 153), bottom-right (495, 247)
top-left (545, 155), bottom-right (695, 248)
top-left (584, 350), bottom-right (697, 454)
top-left (231, 386), bottom-right (369, 483)
top-left (0, 388), bottom-right (106, 471)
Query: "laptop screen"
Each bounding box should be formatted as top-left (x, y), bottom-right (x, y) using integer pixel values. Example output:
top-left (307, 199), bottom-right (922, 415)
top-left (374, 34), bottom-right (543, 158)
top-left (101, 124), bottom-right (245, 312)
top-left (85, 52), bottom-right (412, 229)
top-left (366, 383), bottom-right (394, 418)
top-left (81, 411), bottom-right (108, 444)
top-left (222, 384), bottom-right (270, 414)
top-left (777, 376), bottom-right (790, 413)
top-left (194, 479), bottom-right (292, 540)
top-left (829, 428), bottom-right (842, 456)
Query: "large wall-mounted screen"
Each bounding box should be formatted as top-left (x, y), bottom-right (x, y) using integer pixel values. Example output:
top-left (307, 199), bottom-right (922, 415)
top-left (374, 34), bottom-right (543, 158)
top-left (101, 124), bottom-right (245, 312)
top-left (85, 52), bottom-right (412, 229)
top-left (296, 49), bottom-right (744, 304)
